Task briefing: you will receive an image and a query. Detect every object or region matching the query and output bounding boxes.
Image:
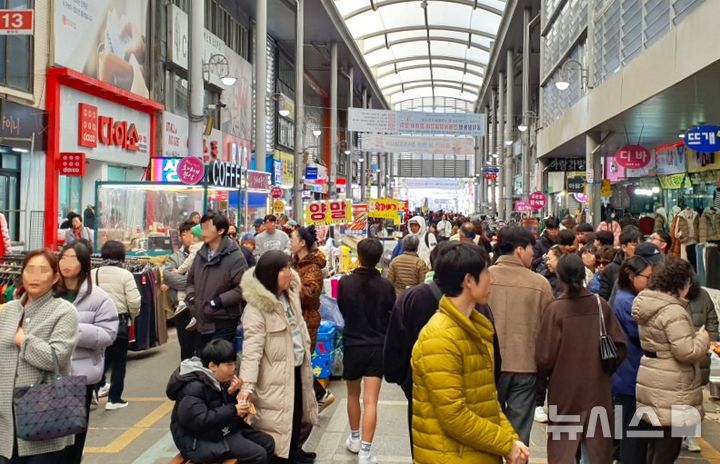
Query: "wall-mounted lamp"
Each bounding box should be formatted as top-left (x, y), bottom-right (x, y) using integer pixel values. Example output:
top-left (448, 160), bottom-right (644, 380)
top-left (279, 109), bottom-right (290, 118)
top-left (312, 129), bottom-right (322, 137)
top-left (517, 111), bottom-right (537, 132)
top-left (554, 59), bottom-right (592, 91)
top-left (203, 54), bottom-right (236, 87)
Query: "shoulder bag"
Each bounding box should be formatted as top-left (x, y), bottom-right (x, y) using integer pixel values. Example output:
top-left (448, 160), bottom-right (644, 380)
top-left (13, 349), bottom-right (88, 441)
top-left (597, 294), bottom-right (618, 373)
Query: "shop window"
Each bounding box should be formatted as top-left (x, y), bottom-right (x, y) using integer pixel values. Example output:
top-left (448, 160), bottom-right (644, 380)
top-left (173, 75), bottom-right (189, 118)
top-left (107, 166), bottom-right (128, 182)
top-left (0, 0), bottom-right (33, 93)
top-left (58, 176), bottom-right (82, 224)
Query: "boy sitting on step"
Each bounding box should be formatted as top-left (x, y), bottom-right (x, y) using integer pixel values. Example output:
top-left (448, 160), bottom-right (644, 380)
top-left (167, 339), bottom-right (275, 464)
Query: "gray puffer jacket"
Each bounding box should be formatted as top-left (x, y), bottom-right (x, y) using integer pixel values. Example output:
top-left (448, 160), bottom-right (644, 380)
top-left (69, 281), bottom-right (119, 385)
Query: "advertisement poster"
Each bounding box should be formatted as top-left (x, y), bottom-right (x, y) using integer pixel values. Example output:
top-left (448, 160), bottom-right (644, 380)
top-left (686, 149), bottom-right (720, 173)
top-left (54, 0), bottom-right (151, 97)
top-left (305, 200), bottom-right (351, 226)
top-left (168, 5), bottom-right (253, 142)
top-left (342, 203), bottom-right (368, 236)
top-left (161, 111), bottom-right (223, 161)
top-left (655, 142), bottom-right (687, 175)
top-left (274, 151), bottom-right (294, 186)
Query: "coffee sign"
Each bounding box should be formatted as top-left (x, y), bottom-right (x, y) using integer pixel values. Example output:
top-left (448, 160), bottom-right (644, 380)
top-left (208, 161), bottom-right (243, 188)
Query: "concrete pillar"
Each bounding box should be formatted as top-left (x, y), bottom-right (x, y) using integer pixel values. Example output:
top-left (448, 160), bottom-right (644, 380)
top-left (188, 0), bottom-right (204, 159)
top-left (255, 0), bottom-right (267, 172)
top-left (497, 74), bottom-right (505, 219)
top-left (329, 42), bottom-right (338, 199)
top-left (522, 8), bottom-right (531, 197)
top-left (293, 0), bottom-right (304, 223)
top-left (360, 88), bottom-right (368, 201)
top-left (505, 49), bottom-right (514, 219)
top-left (346, 66), bottom-right (354, 201)
top-left (586, 133), bottom-right (602, 225)
top-left (489, 91), bottom-right (496, 211)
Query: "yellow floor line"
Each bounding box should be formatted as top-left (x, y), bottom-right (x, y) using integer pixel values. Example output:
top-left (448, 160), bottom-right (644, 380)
top-left (85, 400), bottom-right (174, 454)
top-left (697, 437), bottom-right (720, 463)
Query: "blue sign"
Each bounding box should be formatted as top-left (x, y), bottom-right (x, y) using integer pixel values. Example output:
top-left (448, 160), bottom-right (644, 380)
top-left (305, 167), bottom-right (318, 180)
top-left (482, 167), bottom-right (500, 173)
top-left (273, 159), bottom-right (282, 184)
top-left (685, 125), bottom-right (720, 153)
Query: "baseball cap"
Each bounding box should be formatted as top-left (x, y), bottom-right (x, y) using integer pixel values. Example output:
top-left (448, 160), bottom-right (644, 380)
top-left (253, 218), bottom-right (264, 228)
top-left (635, 242), bottom-right (663, 266)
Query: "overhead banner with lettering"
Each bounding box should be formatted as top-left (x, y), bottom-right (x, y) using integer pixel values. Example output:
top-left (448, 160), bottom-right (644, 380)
top-left (348, 108), bottom-right (485, 136)
top-left (358, 133), bottom-right (475, 154)
top-left (304, 200), bottom-right (352, 226)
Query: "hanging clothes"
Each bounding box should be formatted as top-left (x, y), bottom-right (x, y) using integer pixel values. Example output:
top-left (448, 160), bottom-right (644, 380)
top-left (699, 207), bottom-right (720, 243)
top-left (654, 207), bottom-right (668, 233)
top-left (675, 209), bottom-right (700, 262)
top-left (638, 215), bottom-right (655, 235)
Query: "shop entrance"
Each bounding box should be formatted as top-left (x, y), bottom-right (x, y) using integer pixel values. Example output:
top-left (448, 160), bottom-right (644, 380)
top-left (0, 151), bottom-right (20, 241)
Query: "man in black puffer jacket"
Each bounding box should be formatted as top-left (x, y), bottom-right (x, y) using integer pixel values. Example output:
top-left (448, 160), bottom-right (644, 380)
top-left (532, 217), bottom-right (559, 272)
top-left (166, 339), bottom-right (274, 464)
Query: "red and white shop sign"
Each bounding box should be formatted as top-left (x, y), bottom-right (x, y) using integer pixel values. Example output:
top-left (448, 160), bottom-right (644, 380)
top-left (58, 152), bottom-right (86, 177)
top-left (59, 86), bottom-right (150, 168)
top-left (514, 200), bottom-right (532, 212)
top-left (270, 187), bottom-right (283, 199)
top-left (615, 145), bottom-right (651, 169)
top-left (0, 10), bottom-right (33, 35)
top-left (528, 191), bottom-right (547, 210)
top-left (177, 157), bottom-right (206, 185)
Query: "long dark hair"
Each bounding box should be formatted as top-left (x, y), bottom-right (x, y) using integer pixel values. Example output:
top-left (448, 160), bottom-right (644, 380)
top-left (58, 242), bottom-right (93, 304)
top-left (617, 256), bottom-right (650, 294)
top-left (556, 253), bottom-right (586, 297)
top-left (254, 250), bottom-right (292, 296)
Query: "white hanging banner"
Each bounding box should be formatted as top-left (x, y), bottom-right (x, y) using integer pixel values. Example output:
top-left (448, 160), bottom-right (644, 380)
top-left (348, 108), bottom-right (485, 136)
top-left (359, 133), bottom-right (475, 155)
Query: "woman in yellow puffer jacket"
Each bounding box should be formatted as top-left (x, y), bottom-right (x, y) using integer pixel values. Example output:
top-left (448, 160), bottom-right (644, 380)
top-left (411, 242), bottom-right (528, 464)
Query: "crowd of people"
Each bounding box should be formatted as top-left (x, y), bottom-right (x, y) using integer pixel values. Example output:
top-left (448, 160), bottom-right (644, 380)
top-left (0, 207), bottom-right (718, 464)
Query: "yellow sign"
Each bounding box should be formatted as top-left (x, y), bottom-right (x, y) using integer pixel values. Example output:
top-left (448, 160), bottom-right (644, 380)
top-left (272, 200), bottom-right (285, 214)
top-left (368, 198), bottom-right (400, 220)
top-left (274, 151), bottom-right (295, 186)
top-left (658, 174), bottom-right (691, 189)
top-left (304, 200), bottom-right (352, 226)
top-left (600, 179), bottom-right (612, 197)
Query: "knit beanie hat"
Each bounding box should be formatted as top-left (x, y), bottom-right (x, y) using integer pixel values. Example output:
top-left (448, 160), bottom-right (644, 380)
top-left (191, 224), bottom-right (202, 239)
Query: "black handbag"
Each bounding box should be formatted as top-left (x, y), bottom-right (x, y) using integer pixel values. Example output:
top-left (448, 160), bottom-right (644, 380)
top-left (596, 295), bottom-right (618, 373)
top-left (13, 350), bottom-right (88, 441)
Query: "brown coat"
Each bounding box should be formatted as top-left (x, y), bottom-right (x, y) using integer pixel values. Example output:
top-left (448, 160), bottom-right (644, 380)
top-left (633, 290), bottom-right (709, 427)
top-left (295, 250), bottom-right (326, 349)
top-left (239, 269), bottom-right (318, 458)
top-left (387, 251), bottom-right (429, 296)
top-left (536, 290), bottom-right (627, 463)
top-left (488, 255), bottom-right (555, 373)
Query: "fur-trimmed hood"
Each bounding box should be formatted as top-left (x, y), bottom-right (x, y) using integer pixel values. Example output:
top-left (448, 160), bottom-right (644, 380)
top-left (240, 266), bottom-right (302, 312)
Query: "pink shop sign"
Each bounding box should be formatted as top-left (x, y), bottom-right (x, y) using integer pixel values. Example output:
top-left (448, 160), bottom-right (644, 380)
top-left (177, 157), bottom-right (206, 185)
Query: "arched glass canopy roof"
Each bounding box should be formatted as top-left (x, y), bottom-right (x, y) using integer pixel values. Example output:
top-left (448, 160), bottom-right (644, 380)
top-left (332, 0), bottom-right (507, 111)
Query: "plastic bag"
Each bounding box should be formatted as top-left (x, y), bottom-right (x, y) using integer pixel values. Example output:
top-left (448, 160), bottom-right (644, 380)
top-left (319, 294), bottom-right (344, 332)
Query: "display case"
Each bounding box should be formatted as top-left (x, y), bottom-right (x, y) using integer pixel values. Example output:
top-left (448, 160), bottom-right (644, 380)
top-left (94, 181), bottom-right (241, 251)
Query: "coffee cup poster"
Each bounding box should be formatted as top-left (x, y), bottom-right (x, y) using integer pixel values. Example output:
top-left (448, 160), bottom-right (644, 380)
top-left (54, 0), bottom-right (150, 98)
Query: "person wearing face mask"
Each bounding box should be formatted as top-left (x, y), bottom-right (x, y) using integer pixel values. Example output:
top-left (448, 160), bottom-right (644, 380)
top-left (488, 226), bottom-right (555, 446)
top-left (56, 242), bottom-right (119, 463)
top-left (0, 250), bottom-right (79, 463)
top-left (239, 251), bottom-right (318, 463)
top-left (632, 258), bottom-right (711, 463)
top-left (412, 242), bottom-right (529, 464)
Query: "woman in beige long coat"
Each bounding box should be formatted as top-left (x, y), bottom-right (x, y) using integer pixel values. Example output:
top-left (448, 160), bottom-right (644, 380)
top-left (633, 257), bottom-right (710, 464)
top-left (239, 251), bottom-right (318, 462)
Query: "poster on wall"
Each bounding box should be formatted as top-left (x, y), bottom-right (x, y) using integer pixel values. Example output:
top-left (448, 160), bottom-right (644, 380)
top-left (655, 142), bottom-right (687, 175)
top-left (54, 0), bottom-right (151, 97)
top-left (161, 111), bottom-right (223, 161)
top-left (168, 5), bottom-right (253, 142)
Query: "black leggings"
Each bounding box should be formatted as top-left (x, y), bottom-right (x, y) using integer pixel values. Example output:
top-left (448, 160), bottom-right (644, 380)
top-left (58, 385), bottom-right (93, 463)
top-left (271, 366), bottom-right (303, 464)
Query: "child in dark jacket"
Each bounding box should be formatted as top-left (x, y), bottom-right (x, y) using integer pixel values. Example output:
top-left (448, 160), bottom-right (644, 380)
top-left (166, 339), bottom-right (274, 464)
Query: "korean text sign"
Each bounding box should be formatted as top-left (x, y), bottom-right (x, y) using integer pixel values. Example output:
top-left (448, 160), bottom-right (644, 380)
top-left (615, 145), bottom-right (651, 169)
top-left (304, 200), bottom-right (352, 226)
top-left (368, 199), bottom-right (400, 221)
top-left (684, 125), bottom-right (720, 153)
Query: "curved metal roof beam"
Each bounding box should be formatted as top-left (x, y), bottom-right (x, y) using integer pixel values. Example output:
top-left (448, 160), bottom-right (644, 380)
top-left (387, 83), bottom-right (479, 98)
top-left (373, 54), bottom-right (488, 70)
top-left (357, 25), bottom-right (496, 42)
top-left (393, 97), bottom-right (477, 106)
top-left (382, 79), bottom-right (480, 92)
top-left (343, 0), bottom-right (504, 21)
top-left (376, 63), bottom-right (484, 80)
top-left (364, 36), bottom-right (491, 55)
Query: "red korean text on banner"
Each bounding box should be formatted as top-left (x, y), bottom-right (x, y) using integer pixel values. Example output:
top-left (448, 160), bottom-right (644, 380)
top-left (528, 192), bottom-right (547, 210)
top-left (177, 157), bottom-right (206, 185)
top-left (615, 145), bottom-right (651, 169)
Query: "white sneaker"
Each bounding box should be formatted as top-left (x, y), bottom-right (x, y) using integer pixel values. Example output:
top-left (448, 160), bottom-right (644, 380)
top-left (105, 400), bottom-right (129, 411)
top-left (534, 406), bottom-right (548, 423)
top-left (345, 435), bottom-right (361, 454)
top-left (97, 383), bottom-right (110, 398)
top-left (683, 437), bottom-right (701, 452)
top-left (358, 451), bottom-right (378, 464)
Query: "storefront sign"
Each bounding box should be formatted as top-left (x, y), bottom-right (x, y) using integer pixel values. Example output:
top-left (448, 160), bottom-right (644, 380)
top-left (208, 161), bottom-right (242, 188)
top-left (567, 177), bottom-right (585, 193)
top-left (655, 141), bottom-right (687, 175)
top-left (59, 86), bottom-right (150, 167)
top-left (161, 111), bottom-right (224, 161)
top-left (368, 198), bottom-right (400, 220)
top-left (305, 200), bottom-right (351, 226)
top-left (687, 149), bottom-right (720, 173)
top-left (58, 152), bottom-right (85, 176)
top-left (684, 125), bottom-right (720, 153)
top-left (347, 108), bottom-right (485, 136)
top-left (658, 174), bottom-right (691, 189)
top-left (305, 167), bottom-right (318, 180)
top-left (358, 133), bottom-right (475, 155)
top-left (177, 157), bottom-right (205, 185)
top-left (0, 10), bottom-right (33, 35)
top-left (247, 170), bottom-right (271, 191)
top-left (615, 145), bottom-right (651, 169)
top-left (514, 200), bottom-right (532, 212)
top-left (54, 0), bottom-right (151, 97)
top-left (270, 187), bottom-right (283, 199)
top-left (573, 193), bottom-right (588, 203)
top-left (151, 157), bottom-right (182, 182)
top-left (0, 100), bottom-right (47, 151)
top-left (272, 200), bottom-right (285, 214)
top-left (528, 192), bottom-right (547, 210)
top-left (274, 151), bottom-right (294, 186)
top-left (546, 158), bottom-right (586, 172)
top-left (600, 179), bottom-right (612, 197)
